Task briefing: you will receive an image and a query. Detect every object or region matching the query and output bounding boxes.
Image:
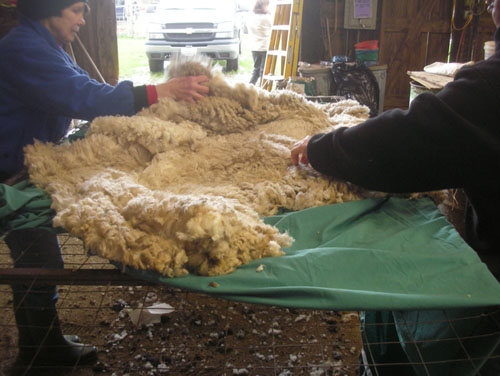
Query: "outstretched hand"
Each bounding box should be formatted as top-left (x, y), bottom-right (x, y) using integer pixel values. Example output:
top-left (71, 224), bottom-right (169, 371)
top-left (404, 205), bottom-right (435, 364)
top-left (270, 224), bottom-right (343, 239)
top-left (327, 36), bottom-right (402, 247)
top-left (290, 136), bottom-right (311, 166)
top-left (156, 75), bottom-right (210, 104)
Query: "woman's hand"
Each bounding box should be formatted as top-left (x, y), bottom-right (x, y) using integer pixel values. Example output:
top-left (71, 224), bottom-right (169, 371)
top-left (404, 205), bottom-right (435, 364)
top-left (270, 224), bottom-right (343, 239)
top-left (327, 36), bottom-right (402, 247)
top-left (290, 136), bottom-right (311, 166)
top-left (156, 75), bottom-right (210, 104)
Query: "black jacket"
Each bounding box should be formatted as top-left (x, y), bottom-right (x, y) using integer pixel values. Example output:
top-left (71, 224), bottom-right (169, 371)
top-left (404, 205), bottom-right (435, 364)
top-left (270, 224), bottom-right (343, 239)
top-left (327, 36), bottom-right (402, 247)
top-left (308, 28), bottom-right (500, 256)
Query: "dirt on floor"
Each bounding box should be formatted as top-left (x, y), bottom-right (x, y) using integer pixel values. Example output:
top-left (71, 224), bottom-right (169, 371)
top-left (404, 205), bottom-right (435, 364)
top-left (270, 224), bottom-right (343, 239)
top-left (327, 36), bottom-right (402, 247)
top-left (0, 235), bottom-right (363, 376)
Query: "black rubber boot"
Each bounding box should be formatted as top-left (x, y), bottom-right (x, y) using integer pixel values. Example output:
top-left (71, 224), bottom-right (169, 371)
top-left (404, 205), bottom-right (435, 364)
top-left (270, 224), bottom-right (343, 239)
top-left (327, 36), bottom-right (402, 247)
top-left (19, 302), bottom-right (98, 367)
top-left (27, 304), bottom-right (98, 366)
top-left (12, 292), bottom-right (90, 367)
top-left (7, 229), bottom-right (96, 371)
top-left (12, 291), bottom-right (35, 365)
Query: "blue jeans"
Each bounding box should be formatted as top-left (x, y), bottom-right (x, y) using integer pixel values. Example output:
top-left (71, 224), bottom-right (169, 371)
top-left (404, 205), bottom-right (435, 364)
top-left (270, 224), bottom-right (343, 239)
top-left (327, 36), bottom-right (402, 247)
top-left (6, 229), bottom-right (63, 307)
top-left (250, 51), bottom-right (267, 85)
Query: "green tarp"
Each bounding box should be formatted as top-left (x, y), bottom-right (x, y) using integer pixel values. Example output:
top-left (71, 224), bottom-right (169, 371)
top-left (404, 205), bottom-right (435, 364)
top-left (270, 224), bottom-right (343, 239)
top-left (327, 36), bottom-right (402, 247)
top-left (2, 181), bottom-right (500, 310)
top-left (0, 181), bottom-right (56, 236)
top-left (4, 182), bottom-right (500, 373)
top-left (123, 196), bottom-right (500, 311)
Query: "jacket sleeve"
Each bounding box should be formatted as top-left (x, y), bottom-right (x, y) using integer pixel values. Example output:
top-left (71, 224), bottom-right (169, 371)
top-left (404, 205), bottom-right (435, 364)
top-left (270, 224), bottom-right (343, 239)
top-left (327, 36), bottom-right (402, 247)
top-left (2, 36), bottom-right (136, 121)
top-left (307, 62), bottom-right (500, 194)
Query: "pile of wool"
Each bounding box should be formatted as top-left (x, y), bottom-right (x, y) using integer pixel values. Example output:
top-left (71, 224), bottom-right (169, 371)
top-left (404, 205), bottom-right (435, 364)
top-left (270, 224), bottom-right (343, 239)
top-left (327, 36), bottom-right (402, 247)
top-left (25, 60), bottom-right (378, 277)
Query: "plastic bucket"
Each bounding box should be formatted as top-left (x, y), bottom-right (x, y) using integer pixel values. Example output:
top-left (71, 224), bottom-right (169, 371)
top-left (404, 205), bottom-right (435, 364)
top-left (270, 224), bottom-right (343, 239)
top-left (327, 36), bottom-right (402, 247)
top-left (409, 82), bottom-right (439, 105)
top-left (484, 41), bottom-right (495, 60)
top-left (298, 66), bottom-right (333, 96)
top-left (355, 49), bottom-right (379, 61)
top-left (355, 49), bottom-right (379, 66)
top-left (354, 40), bottom-right (378, 50)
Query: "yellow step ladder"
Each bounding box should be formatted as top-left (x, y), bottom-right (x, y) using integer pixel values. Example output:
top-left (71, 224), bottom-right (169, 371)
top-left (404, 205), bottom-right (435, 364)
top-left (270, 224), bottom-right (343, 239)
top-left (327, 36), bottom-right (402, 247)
top-left (261, 0), bottom-right (304, 91)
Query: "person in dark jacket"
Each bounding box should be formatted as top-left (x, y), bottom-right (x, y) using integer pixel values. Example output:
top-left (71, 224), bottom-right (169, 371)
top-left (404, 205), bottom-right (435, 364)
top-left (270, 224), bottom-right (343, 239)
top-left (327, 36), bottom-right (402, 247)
top-left (291, 1), bottom-right (500, 272)
top-left (291, 0), bottom-right (500, 374)
top-left (0, 0), bottom-right (209, 370)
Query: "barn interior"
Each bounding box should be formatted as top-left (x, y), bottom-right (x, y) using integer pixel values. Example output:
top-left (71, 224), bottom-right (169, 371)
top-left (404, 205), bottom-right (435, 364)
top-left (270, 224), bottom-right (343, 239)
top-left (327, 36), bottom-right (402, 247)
top-left (1, 1), bottom-right (499, 375)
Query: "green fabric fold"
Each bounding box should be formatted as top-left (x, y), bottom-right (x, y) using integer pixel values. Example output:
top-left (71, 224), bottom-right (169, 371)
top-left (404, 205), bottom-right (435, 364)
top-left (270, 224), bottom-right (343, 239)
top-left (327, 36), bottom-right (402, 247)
top-left (1, 181), bottom-right (499, 311)
top-left (0, 181), bottom-right (56, 237)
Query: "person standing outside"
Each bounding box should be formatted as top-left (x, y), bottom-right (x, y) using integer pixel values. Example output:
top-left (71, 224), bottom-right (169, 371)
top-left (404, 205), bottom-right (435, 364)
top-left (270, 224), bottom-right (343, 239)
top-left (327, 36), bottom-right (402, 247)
top-left (0, 0), bottom-right (209, 371)
top-left (247, 0), bottom-right (272, 86)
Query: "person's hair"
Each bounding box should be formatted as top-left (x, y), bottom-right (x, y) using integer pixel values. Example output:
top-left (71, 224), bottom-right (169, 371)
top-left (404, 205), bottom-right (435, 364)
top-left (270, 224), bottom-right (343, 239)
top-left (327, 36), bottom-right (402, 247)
top-left (42, 3), bottom-right (90, 18)
top-left (17, 0), bottom-right (89, 20)
top-left (253, 0), bottom-right (270, 14)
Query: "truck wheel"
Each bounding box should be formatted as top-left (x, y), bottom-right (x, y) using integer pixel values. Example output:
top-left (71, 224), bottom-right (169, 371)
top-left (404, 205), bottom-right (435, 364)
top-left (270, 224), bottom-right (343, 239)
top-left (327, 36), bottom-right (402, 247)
top-left (149, 59), bottom-right (164, 73)
top-left (226, 57), bottom-right (239, 72)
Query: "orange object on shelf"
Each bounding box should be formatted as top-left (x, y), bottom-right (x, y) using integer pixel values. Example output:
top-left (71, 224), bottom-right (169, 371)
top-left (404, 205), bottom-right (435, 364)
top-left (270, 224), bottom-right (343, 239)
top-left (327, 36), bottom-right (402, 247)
top-left (354, 40), bottom-right (379, 50)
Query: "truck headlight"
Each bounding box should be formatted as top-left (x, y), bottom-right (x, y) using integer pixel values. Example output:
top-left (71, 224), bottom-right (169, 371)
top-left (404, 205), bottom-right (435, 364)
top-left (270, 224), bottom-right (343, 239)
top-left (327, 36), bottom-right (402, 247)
top-left (148, 32), bottom-right (164, 40)
top-left (148, 23), bottom-right (164, 40)
top-left (215, 21), bottom-right (234, 38)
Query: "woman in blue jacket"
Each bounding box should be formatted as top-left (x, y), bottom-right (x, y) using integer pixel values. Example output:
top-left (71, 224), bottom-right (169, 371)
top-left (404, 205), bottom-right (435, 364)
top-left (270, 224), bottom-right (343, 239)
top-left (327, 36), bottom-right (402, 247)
top-left (0, 0), bottom-right (209, 370)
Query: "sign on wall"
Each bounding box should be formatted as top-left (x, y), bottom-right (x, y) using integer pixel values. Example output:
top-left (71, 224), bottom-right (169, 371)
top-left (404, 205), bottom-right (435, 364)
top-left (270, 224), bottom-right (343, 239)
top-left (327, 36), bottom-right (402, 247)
top-left (344, 0), bottom-right (378, 29)
top-left (354, 0), bottom-right (372, 19)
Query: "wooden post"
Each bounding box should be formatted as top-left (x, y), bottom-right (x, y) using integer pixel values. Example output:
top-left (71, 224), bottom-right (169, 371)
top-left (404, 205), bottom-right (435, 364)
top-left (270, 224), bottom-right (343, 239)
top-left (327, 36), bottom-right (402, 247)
top-left (74, 35), bottom-right (106, 83)
top-left (450, 0), bottom-right (466, 62)
top-left (73, 0), bottom-right (119, 85)
top-left (0, 3), bottom-right (18, 39)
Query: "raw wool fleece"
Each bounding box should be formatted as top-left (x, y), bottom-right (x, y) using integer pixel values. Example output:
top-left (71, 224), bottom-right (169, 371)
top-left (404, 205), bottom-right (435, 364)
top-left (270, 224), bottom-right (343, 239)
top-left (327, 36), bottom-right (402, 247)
top-left (25, 60), bottom-right (374, 278)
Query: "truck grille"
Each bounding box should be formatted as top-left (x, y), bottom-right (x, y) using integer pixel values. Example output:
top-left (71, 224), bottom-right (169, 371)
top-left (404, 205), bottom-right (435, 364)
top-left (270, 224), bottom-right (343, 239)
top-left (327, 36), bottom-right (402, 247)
top-left (164, 33), bottom-right (215, 42)
top-left (163, 23), bottom-right (215, 29)
top-left (162, 23), bottom-right (216, 42)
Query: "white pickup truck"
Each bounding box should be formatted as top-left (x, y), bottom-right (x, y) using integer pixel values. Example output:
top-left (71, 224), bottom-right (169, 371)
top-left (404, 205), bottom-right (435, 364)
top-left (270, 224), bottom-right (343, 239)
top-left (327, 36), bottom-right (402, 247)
top-left (145, 0), bottom-right (248, 72)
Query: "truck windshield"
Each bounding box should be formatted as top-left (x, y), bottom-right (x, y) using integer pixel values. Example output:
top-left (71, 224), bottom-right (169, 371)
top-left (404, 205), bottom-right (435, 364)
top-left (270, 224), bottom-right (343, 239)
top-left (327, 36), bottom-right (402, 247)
top-left (159, 0), bottom-right (233, 11)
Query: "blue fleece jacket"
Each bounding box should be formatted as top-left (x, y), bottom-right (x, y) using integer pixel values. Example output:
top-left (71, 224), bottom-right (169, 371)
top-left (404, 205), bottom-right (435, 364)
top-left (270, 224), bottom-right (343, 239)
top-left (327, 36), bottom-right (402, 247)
top-left (0, 16), bottom-right (136, 178)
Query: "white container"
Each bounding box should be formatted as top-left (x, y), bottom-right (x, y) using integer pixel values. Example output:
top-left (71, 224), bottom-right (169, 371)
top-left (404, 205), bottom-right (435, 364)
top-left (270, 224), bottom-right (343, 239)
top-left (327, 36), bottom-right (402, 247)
top-left (409, 82), bottom-right (440, 106)
top-left (298, 66), bottom-right (333, 96)
top-left (484, 41), bottom-right (495, 60)
top-left (369, 64), bottom-right (387, 114)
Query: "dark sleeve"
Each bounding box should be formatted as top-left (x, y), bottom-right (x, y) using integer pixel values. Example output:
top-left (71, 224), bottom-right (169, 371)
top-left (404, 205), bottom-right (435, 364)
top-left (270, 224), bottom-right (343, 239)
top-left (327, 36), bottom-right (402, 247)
top-left (307, 65), bottom-right (500, 194)
top-left (131, 85), bottom-right (149, 113)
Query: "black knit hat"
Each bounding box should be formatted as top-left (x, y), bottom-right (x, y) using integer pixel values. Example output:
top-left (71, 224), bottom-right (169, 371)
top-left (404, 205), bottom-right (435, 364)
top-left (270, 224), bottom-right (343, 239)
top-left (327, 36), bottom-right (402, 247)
top-left (17, 0), bottom-right (89, 20)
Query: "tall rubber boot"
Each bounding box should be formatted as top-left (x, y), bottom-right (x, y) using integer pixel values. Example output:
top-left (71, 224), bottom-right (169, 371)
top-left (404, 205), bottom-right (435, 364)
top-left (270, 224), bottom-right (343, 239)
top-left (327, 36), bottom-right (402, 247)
top-left (24, 302), bottom-right (98, 367)
top-left (11, 290), bottom-right (36, 366)
top-left (11, 291), bottom-right (85, 367)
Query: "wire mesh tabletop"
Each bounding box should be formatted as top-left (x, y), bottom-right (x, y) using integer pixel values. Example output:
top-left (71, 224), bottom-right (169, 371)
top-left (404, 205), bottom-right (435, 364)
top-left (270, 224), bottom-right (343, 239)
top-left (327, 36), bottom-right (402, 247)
top-left (2, 233), bottom-right (500, 376)
top-left (0, 234), bottom-right (363, 376)
top-left (360, 309), bottom-right (500, 376)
